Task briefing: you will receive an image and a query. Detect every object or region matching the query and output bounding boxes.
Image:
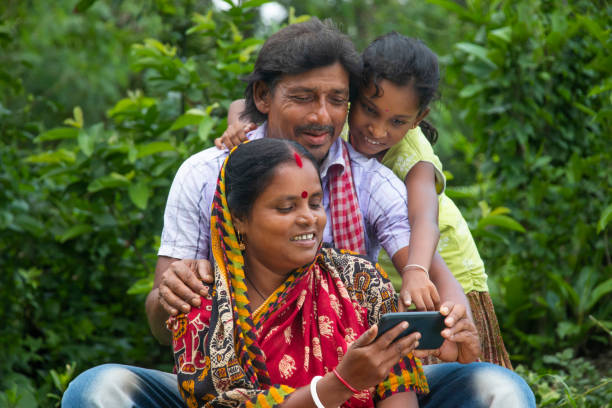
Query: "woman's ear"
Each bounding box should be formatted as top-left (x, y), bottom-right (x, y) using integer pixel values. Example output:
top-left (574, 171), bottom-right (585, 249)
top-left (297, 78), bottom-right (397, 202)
top-left (232, 215), bottom-right (247, 236)
top-left (412, 107), bottom-right (431, 129)
top-left (253, 81), bottom-right (271, 115)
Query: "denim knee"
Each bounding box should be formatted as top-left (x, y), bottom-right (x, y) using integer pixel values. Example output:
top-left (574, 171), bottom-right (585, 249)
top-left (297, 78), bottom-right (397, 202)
top-left (470, 363), bottom-right (536, 407)
top-left (61, 363), bottom-right (182, 408)
top-left (421, 362), bottom-right (535, 408)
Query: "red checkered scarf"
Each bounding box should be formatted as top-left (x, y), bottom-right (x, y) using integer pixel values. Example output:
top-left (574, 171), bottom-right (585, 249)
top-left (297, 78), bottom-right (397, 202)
top-left (329, 140), bottom-right (367, 254)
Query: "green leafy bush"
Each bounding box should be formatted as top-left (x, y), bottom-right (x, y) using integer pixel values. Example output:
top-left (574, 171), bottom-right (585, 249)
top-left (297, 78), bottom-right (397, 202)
top-left (433, 0), bottom-right (612, 361)
top-left (0, 1), bottom-right (264, 405)
top-left (516, 348), bottom-right (612, 407)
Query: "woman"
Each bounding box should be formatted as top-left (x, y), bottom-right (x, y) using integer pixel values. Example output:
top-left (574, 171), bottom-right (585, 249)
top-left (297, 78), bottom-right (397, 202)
top-left (167, 138), bottom-right (428, 407)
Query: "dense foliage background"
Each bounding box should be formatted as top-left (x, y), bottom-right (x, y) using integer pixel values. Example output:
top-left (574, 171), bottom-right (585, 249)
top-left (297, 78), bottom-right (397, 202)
top-left (1, 0), bottom-right (610, 406)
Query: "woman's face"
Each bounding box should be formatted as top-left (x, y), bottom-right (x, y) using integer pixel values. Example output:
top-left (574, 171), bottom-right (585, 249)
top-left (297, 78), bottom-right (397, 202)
top-left (233, 159), bottom-right (327, 276)
top-left (348, 78), bottom-right (429, 158)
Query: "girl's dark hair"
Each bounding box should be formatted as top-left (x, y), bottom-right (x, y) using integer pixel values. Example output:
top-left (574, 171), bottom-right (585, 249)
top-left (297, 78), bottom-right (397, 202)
top-left (225, 138), bottom-right (320, 220)
top-left (241, 18), bottom-right (362, 124)
top-left (361, 32), bottom-right (440, 145)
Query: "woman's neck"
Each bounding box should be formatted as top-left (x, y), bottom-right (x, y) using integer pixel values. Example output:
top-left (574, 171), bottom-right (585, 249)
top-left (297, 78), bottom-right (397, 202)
top-left (243, 254), bottom-right (287, 310)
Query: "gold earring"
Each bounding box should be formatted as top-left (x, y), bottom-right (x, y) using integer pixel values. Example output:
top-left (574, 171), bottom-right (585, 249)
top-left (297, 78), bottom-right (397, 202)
top-left (237, 232), bottom-right (246, 251)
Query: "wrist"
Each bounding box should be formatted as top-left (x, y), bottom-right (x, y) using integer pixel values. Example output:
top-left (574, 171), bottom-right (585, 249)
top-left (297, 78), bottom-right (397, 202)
top-left (401, 263), bottom-right (430, 280)
top-left (317, 372), bottom-right (354, 407)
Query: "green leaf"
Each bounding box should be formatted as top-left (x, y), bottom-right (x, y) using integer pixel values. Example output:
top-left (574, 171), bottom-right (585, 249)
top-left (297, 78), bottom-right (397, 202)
top-left (128, 182), bottom-right (150, 210)
top-left (170, 109), bottom-right (206, 130)
top-left (88, 172), bottom-right (132, 193)
top-left (573, 102), bottom-right (597, 117)
top-left (597, 204), bottom-right (612, 233)
top-left (546, 272), bottom-right (579, 308)
top-left (56, 224), bottom-right (93, 243)
top-left (445, 185), bottom-right (480, 199)
top-left (455, 42), bottom-right (497, 68)
top-left (107, 95), bottom-right (156, 118)
top-left (588, 78), bottom-right (612, 97)
top-left (470, 228), bottom-right (509, 245)
top-left (64, 106), bottom-right (84, 128)
top-left (241, 0), bottom-right (270, 8)
top-left (489, 26), bottom-right (512, 43)
top-left (34, 127), bottom-right (79, 142)
top-left (78, 129), bottom-right (94, 157)
top-left (239, 44), bottom-right (260, 63)
top-left (459, 83), bottom-right (485, 98)
top-left (73, 0), bottom-right (97, 13)
top-left (489, 207), bottom-right (511, 216)
top-left (477, 214), bottom-right (526, 232)
top-left (25, 149), bottom-right (76, 165)
top-left (198, 116), bottom-right (216, 141)
top-left (49, 370), bottom-right (62, 393)
top-left (586, 278), bottom-right (612, 311)
top-left (576, 14), bottom-right (609, 45)
top-left (127, 276), bottom-right (154, 295)
top-left (187, 11), bottom-right (216, 35)
top-left (556, 322), bottom-right (581, 339)
top-left (15, 214), bottom-right (45, 236)
top-left (478, 200), bottom-right (491, 217)
top-left (288, 7), bottom-right (310, 24)
top-left (425, 0), bottom-right (475, 21)
top-left (135, 142), bottom-right (175, 159)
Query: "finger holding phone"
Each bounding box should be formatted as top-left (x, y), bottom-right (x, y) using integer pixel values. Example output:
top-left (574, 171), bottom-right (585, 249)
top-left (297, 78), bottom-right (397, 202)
top-left (414, 301), bottom-right (481, 363)
top-left (335, 321), bottom-right (421, 391)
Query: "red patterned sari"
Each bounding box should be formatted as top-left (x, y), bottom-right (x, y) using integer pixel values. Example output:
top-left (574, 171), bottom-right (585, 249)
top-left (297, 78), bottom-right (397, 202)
top-left (167, 149), bottom-right (428, 408)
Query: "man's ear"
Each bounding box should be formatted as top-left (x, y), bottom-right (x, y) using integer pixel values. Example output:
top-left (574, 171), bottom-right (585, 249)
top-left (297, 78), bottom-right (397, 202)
top-left (412, 107), bottom-right (430, 129)
top-left (253, 81), bottom-right (271, 115)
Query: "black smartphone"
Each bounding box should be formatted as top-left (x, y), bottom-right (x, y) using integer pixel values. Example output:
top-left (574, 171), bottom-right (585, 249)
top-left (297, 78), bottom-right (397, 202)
top-left (375, 311), bottom-right (446, 349)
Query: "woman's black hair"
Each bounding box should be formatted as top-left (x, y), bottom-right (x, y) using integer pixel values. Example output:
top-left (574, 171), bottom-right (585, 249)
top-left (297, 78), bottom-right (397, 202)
top-left (225, 138), bottom-right (320, 221)
top-left (241, 18), bottom-right (362, 124)
top-left (361, 32), bottom-right (440, 145)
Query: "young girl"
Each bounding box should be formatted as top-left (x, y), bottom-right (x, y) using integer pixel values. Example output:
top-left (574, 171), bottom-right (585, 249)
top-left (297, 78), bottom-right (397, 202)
top-left (216, 32), bottom-right (512, 369)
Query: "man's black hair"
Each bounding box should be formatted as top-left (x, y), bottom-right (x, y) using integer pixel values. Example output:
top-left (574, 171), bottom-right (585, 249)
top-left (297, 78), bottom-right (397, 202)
top-left (241, 18), bottom-right (361, 124)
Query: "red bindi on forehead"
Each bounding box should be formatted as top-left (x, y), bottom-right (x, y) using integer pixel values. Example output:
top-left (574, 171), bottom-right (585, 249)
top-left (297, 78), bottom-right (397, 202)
top-left (301, 191), bottom-right (308, 198)
top-left (293, 152), bottom-right (303, 168)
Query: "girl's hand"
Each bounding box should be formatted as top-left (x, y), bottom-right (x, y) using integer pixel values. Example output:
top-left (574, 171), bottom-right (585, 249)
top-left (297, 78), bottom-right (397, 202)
top-left (414, 301), bottom-right (480, 363)
top-left (399, 268), bottom-right (440, 311)
top-left (335, 322), bottom-right (420, 391)
top-left (439, 302), bottom-right (480, 363)
top-left (214, 122), bottom-right (256, 150)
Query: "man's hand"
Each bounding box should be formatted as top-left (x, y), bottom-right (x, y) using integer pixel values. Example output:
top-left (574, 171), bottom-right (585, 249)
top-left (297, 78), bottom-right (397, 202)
top-left (147, 257), bottom-right (215, 344)
top-left (158, 259), bottom-right (214, 315)
top-left (414, 301), bottom-right (481, 364)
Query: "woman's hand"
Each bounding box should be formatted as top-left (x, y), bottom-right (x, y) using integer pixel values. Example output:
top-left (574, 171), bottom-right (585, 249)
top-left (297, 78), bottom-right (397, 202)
top-left (334, 322), bottom-right (420, 391)
top-left (414, 301), bottom-right (481, 363)
top-left (288, 323), bottom-right (420, 408)
top-left (399, 268), bottom-right (440, 311)
top-left (214, 122), bottom-right (256, 150)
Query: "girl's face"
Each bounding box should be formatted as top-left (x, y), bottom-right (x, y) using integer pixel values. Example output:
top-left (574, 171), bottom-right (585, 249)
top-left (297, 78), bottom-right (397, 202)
top-left (348, 79), bottom-right (429, 158)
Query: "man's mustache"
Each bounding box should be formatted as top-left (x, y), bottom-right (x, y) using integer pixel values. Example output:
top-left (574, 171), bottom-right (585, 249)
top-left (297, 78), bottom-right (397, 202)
top-left (295, 124), bottom-right (335, 137)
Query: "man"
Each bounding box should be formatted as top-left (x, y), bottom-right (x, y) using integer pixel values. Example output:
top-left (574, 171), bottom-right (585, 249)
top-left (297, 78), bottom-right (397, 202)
top-left (62, 18), bottom-right (534, 408)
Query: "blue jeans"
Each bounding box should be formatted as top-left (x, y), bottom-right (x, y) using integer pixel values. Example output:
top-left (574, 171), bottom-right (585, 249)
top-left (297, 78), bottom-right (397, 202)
top-left (62, 362), bottom-right (535, 407)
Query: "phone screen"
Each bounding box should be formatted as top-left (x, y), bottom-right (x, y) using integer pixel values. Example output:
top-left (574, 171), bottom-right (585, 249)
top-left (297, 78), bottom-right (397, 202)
top-left (376, 311), bottom-right (445, 349)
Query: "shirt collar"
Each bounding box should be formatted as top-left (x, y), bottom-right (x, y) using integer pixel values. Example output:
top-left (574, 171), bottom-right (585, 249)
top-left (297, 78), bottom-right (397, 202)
top-left (319, 137), bottom-right (346, 179)
top-left (246, 122), bottom-right (266, 141)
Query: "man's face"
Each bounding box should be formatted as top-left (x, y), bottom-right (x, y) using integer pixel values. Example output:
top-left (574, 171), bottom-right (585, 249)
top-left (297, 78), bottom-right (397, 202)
top-left (255, 63), bottom-right (350, 162)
